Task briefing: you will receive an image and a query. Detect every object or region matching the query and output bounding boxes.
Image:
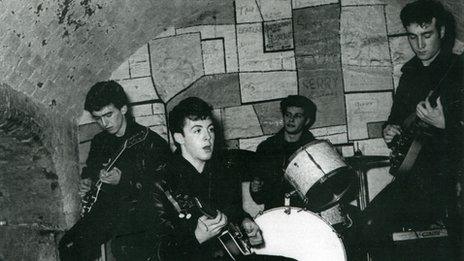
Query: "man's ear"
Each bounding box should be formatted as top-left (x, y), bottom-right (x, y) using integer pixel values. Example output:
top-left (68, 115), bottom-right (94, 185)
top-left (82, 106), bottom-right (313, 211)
top-left (120, 105), bottom-right (128, 115)
top-left (440, 26), bottom-right (445, 39)
top-left (305, 117), bottom-right (311, 127)
top-left (173, 132), bottom-right (185, 145)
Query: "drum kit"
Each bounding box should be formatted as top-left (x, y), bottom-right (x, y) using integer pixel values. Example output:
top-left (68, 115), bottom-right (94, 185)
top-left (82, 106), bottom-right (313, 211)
top-left (251, 140), bottom-right (390, 261)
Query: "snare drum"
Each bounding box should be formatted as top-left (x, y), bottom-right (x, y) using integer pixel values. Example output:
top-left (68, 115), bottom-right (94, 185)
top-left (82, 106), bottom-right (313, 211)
top-left (285, 140), bottom-right (356, 211)
top-left (252, 207), bottom-right (346, 261)
top-left (318, 203), bottom-right (352, 230)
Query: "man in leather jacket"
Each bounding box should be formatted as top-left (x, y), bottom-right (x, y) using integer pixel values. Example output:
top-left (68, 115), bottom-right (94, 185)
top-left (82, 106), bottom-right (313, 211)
top-left (360, 1), bottom-right (463, 260)
top-left (59, 81), bottom-right (170, 260)
top-left (150, 97), bottom-right (294, 261)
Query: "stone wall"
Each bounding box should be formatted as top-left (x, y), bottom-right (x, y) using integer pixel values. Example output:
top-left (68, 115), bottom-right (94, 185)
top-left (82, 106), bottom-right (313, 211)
top-left (0, 0), bottom-right (235, 259)
top-left (0, 0), bottom-right (236, 227)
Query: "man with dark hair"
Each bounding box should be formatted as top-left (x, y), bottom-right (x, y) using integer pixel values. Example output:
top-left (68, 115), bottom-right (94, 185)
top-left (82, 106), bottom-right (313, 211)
top-left (150, 97), bottom-right (293, 260)
top-left (249, 95), bottom-right (317, 209)
top-left (59, 80), bottom-right (171, 260)
top-left (360, 0), bottom-right (463, 260)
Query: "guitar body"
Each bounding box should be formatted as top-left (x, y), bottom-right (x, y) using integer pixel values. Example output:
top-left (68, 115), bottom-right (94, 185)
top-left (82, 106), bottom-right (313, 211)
top-left (218, 223), bottom-right (252, 260)
top-left (80, 128), bottom-right (149, 218)
top-left (389, 117), bottom-right (436, 176)
top-left (389, 55), bottom-right (459, 177)
top-left (161, 192), bottom-right (252, 260)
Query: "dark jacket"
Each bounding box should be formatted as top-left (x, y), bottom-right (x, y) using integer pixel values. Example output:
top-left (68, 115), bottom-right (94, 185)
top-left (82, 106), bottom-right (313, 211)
top-left (250, 129), bottom-right (316, 209)
top-left (60, 120), bottom-right (170, 261)
top-left (386, 51), bottom-right (463, 198)
top-left (151, 152), bottom-right (247, 261)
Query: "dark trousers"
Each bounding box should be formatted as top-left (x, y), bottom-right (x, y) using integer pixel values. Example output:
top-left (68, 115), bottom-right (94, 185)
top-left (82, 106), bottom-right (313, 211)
top-left (59, 199), bottom-right (117, 261)
top-left (358, 179), bottom-right (460, 261)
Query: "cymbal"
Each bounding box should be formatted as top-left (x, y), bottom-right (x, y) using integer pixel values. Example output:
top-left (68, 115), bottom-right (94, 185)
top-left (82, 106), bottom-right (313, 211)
top-left (345, 155), bottom-right (390, 169)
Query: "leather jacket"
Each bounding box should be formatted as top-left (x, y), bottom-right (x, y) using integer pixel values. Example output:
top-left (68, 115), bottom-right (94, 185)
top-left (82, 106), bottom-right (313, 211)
top-left (61, 120), bottom-right (171, 261)
top-left (150, 152), bottom-right (248, 261)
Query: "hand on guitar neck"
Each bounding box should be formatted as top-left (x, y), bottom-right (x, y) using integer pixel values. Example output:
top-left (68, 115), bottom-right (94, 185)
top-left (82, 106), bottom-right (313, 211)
top-left (384, 93), bottom-right (445, 144)
top-left (191, 197), bottom-right (263, 260)
top-left (387, 93), bottom-right (446, 176)
top-left (195, 209), bottom-right (228, 244)
top-left (416, 95), bottom-right (445, 129)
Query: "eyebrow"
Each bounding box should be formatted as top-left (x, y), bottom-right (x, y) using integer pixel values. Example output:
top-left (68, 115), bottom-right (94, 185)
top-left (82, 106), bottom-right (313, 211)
top-left (408, 29), bottom-right (434, 36)
top-left (92, 112), bottom-right (111, 118)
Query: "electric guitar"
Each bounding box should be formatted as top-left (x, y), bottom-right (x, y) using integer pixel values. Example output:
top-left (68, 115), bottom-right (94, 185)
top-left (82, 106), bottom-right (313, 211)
top-left (389, 56), bottom-right (458, 176)
top-left (80, 127), bottom-right (149, 217)
top-left (158, 185), bottom-right (252, 261)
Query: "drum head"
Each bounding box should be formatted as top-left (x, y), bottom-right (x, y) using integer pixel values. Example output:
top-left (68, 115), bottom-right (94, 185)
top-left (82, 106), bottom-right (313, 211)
top-left (252, 207), bottom-right (346, 261)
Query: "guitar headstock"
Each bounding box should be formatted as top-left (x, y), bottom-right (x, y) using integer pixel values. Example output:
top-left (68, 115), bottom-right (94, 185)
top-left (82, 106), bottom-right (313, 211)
top-left (172, 193), bottom-right (196, 219)
top-left (125, 127), bottom-right (149, 149)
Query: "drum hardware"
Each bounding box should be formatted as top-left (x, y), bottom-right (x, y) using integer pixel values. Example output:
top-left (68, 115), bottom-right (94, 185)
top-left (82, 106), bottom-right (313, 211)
top-left (284, 190), bottom-right (298, 214)
top-left (318, 204), bottom-right (354, 229)
top-left (344, 152), bottom-right (390, 211)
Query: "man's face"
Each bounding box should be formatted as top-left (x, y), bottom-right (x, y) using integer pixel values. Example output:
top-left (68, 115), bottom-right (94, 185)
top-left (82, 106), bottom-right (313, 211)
top-left (406, 18), bottom-right (444, 66)
top-left (283, 106), bottom-right (309, 135)
top-left (92, 104), bottom-right (127, 137)
top-left (174, 117), bottom-right (215, 165)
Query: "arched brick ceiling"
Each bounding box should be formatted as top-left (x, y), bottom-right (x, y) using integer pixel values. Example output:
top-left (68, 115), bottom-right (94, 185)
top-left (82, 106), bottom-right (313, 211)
top-left (0, 0), bottom-right (234, 226)
top-left (0, 0), bottom-right (234, 120)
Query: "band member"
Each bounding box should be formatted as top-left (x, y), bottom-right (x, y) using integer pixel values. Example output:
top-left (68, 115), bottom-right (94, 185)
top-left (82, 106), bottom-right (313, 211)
top-left (360, 1), bottom-right (463, 259)
top-left (59, 81), bottom-right (170, 260)
top-left (249, 95), bottom-right (361, 260)
top-left (249, 95), bottom-right (317, 209)
top-left (150, 97), bottom-right (293, 260)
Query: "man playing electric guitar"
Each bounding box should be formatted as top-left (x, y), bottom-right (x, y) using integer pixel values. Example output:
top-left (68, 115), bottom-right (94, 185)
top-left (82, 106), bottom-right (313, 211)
top-left (59, 81), bottom-right (170, 260)
top-left (150, 97), bottom-right (293, 261)
top-left (359, 1), bottom-right (463, 260)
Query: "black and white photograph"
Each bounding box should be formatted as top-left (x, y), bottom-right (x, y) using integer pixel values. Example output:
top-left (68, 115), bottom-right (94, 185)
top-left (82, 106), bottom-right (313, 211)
top-left (0, 0), bottom-right (462, 260)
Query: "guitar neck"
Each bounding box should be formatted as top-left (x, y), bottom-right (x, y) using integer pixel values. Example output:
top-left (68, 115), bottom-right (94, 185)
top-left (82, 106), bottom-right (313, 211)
top-left (105, 144), bottom-right (127, 172)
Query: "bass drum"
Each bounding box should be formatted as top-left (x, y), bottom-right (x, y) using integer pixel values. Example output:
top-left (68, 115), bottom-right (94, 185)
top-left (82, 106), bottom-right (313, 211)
top-left (252, 207), bottom-right (346, 261)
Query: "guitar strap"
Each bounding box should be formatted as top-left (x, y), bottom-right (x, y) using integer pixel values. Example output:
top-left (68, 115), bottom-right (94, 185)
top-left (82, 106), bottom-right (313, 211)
top-left (396, 136), bottom-right (424, 176)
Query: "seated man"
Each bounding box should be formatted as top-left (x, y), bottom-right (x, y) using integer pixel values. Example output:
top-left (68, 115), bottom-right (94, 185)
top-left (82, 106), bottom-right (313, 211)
top-left (250, 95), bottom-right (317, 209)
top-left (59, 81), bottom-right (170, 261)
top-left (151, 97), bottom-right (292, 260)
top-left (249, 95), bottom-right (361, 260)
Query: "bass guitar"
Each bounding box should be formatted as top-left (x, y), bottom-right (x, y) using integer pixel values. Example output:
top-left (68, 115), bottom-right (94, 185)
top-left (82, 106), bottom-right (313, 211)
top-left (192, 197), bottom-right (253, 260)
top-left (158, 185), bottom-right (252, 260)
top-left (80, 127), bottom-right (149, 217)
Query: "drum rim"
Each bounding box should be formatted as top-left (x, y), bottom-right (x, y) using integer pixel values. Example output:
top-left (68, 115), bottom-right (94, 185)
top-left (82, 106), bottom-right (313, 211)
top-left (302, 166), bottom-right (357, 211)
top-left (255, 206), bottom-right (338, 234)
top-left (253, 206), bottom-right (347, 260)
top-left (284, 165), bottom-right (356, 211)
top-left (286, 139), bottom-right (328, 169)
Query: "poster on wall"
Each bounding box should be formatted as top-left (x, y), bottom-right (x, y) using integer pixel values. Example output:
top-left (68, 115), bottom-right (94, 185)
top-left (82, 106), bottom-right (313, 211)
top-left (294, 4), bottom-right (346, 128)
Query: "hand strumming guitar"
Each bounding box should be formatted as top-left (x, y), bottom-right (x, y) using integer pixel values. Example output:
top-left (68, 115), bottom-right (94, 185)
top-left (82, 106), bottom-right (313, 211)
top-left (383, 124), bottom-right (402, 144)
top-left (242, 218), bottom-right (263, 246)
top-left (195, 211), bottom-right (228, 244)
top-left (416, 96), bottom-right (445, 129)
